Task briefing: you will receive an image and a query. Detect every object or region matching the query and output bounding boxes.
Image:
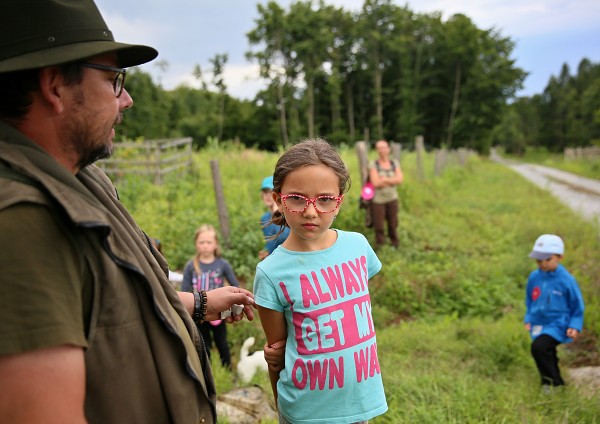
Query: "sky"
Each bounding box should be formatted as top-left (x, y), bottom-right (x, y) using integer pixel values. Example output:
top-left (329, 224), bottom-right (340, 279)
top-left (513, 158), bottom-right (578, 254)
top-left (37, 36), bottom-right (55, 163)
top-left (95, 0), bottom-right (600, 100)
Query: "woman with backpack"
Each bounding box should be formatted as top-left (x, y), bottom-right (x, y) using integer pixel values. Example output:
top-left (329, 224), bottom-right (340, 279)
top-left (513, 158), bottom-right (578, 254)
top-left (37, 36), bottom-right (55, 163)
top-left (369, 140), bottom-right (404, 248)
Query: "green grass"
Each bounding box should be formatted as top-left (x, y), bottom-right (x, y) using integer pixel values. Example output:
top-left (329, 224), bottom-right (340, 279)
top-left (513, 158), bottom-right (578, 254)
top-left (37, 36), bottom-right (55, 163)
top-left (219, 314), bottom-right (600, 423)
top-left (111, 143), bottom-right (600, 422)
top-left (375, 315), bottom-right (600, 423)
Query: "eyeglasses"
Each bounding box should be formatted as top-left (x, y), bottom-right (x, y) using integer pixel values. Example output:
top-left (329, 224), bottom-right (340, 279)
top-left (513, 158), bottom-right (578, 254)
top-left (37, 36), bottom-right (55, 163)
top-left (279, 193), bottom-right (342, 214)
top-left (81, 63), bottom-right (127, 97)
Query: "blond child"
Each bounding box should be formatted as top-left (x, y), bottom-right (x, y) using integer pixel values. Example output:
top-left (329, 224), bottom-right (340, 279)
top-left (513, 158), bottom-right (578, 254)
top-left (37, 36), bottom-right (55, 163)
top-left (182, 225), bottom-right (239, 368)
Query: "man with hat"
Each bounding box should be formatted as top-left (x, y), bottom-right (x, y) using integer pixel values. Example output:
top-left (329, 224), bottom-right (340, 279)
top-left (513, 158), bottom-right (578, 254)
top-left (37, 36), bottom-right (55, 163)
top-left (0, 1), bottom-right (255, 423)
top-left (524, 234), bottom-right (584, 390)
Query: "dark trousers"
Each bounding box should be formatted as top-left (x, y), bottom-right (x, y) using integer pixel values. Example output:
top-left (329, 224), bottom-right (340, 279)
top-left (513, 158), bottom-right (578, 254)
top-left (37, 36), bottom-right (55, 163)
top-left (198, 320), bottom-right (231, 369)
top-left (372, 199), bottom-right (399, 247)
top-left (531, 334), bottom-right (564, 386)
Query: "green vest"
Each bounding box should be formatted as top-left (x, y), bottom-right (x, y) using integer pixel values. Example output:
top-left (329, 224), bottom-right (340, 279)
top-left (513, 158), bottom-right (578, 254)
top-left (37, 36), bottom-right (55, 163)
top-left (0, 123), bottom-right (216, 424)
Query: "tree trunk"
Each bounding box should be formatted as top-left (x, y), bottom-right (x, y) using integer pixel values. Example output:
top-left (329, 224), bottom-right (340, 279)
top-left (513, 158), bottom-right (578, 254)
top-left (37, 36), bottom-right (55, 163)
top-left (446, 62), bottom-right (461, 148)
top-left (277, 79), bottom-right (289, 148)
top-left (217, 92), bottom-right (225, 142)
top-left (330, 78), bottom-right (341, 135)
top-left (374, 63), bottom-right (383, 140)
top-left (307, 78), bottom-right (315, 139)
top-left (346, 80), bottom-right (355, 141)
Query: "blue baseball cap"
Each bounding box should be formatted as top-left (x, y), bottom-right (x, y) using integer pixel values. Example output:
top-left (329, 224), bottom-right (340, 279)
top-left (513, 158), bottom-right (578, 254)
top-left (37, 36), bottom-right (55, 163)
top-left (260, 176), bottom-right (274, 191)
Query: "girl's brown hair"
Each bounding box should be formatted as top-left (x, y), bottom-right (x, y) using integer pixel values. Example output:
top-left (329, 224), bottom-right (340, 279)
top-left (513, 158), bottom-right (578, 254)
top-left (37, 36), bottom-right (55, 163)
top-left (271, 138), bottom-right (351, 228)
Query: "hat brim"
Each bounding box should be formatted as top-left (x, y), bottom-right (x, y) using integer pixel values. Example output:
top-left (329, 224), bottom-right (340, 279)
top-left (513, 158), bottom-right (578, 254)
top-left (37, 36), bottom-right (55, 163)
top-left (528, 251), bottom-right (554, 260)
top-left (0, 41), bottom-right (158, 73)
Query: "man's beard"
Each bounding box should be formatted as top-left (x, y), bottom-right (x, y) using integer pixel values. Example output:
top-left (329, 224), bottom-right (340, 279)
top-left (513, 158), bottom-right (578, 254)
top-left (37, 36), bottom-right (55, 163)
top-left (76, 142), bottom-right (114, 170)
top-left (67, 89), bottom-right (119, 171)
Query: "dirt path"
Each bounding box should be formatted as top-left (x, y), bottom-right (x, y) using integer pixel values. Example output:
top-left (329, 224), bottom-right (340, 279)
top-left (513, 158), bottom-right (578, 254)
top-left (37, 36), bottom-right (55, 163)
top-left (490, 149), bottom-right (600, 228)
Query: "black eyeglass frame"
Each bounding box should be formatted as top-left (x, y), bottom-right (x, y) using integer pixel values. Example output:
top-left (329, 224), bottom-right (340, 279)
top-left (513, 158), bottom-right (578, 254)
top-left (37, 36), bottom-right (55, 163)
top-left (81, 63), bottom-right (127, 97)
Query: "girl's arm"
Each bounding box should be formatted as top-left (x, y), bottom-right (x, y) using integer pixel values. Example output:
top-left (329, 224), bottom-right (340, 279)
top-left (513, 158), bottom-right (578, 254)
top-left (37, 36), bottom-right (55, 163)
top-left (369, 161), bottom-right (403, 187)
top-left (257, 306), bottom-right (287, 406)
top-left (264, 339), bottom-right (286, 372)
top-left (222, 259), bottom-right (240, 287)
top-left (390, 162), bottom-right (404, 185)
top-left (368, 164), bottom-right (384, 188)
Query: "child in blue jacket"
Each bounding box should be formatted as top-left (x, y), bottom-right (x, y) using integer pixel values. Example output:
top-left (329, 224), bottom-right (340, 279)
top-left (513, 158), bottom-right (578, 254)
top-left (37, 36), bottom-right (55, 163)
top-left (524, 234), bottom-right (584, 388)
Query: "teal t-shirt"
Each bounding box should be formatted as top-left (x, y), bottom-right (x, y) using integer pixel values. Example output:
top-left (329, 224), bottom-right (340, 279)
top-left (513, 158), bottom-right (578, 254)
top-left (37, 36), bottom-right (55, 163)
top-left (254, 230), bottom-right (388, 424)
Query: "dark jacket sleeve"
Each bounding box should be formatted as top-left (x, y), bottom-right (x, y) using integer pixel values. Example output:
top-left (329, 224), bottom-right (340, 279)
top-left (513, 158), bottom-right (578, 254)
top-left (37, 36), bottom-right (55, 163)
top-left (181, 261), bottom-right (194, 292)
top-left (221, 259), bottom-right (239, 287)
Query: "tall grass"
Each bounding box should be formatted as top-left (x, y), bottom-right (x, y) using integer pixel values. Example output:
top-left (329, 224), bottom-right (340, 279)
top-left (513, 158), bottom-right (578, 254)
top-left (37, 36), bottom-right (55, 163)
top-left (112, 142), bottom-right (600, 421)
top-left (376, 315), bottom-right (600, 423)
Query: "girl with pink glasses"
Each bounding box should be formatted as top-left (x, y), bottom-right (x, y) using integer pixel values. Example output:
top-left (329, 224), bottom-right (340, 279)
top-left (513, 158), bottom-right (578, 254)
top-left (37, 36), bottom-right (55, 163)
top-left (254, 139), bottom-right (388, 424)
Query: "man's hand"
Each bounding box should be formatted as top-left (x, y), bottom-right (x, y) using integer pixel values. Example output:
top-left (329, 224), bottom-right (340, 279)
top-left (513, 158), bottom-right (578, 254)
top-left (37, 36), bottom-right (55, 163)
top-left (205, 286), bottom-right (256, 322)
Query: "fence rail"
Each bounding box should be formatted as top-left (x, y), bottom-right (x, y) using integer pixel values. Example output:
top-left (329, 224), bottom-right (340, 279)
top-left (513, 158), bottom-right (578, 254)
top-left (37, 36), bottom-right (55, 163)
top-left (564, 146), bottom-right (600, 160)
top-left (98, 137), bottom-right (193, 184)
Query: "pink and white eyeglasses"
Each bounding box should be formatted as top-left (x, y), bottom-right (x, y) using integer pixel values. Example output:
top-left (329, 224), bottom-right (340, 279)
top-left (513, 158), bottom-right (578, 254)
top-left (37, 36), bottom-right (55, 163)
top-left (279, 193), bottom-right (343, 214)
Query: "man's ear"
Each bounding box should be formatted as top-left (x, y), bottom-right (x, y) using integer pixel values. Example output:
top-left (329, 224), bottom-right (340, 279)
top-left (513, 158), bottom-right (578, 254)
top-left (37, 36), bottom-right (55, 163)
top-left (38, 67), bottom-right (67, 113)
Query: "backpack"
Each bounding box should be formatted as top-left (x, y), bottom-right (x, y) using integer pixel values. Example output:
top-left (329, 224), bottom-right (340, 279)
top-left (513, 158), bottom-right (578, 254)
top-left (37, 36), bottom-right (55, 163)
top-left (359, 159), bottom-right (397, 228)
top-left (375, 159), bottom-right (396, 173)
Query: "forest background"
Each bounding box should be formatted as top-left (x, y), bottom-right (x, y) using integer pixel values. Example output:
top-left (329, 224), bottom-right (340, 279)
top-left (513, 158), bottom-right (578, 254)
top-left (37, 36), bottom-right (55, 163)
top-left (117, 0), bottom-right (600, 156)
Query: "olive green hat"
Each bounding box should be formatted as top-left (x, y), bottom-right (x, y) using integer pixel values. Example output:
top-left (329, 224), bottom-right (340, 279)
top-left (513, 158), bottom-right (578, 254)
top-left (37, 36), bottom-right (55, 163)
top-left (0, 0), bottom-right (158, 73)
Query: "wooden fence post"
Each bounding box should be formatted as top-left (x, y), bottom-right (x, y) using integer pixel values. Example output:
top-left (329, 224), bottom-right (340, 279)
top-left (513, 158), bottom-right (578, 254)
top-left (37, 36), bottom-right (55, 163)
top-left (415, 135), bottom-right (425, 180)
top-left (155, 142), bottom-right (162, 185)
top-left (434, 149), bottom-right (444, 176)
top-left (145, 142), bottom-right (152, 181)
top-left (391, 142), bottom-right (402, 165)
top-left (434, 150), bottom-right (440, 176)
top-left (355, 141), bottom-right (369, 184)
top-left (210, 160), bottom-right (230, 248)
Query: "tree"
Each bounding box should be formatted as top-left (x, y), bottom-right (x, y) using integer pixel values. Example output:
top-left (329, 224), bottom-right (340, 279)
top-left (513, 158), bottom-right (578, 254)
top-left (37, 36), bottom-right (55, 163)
top-left (120, 69), bottom-right (171, 140)
top-left (286, 0), bottom-right (337, 138)
top-left (247, 1), bottom-right (295, 148)
top-left (490, 108), bottom-right (526, 155)
top-left (358, 0), bottom-right (397, 140)
top-left (209, 53), bottom-right (229, 142)
top-left (192, 55), bottom-right (229, 142)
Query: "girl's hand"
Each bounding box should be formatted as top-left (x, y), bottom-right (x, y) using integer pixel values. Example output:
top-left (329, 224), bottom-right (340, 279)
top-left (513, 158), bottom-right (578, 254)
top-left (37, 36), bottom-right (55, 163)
top-left (566, 328), bottom-right (579, 339)
top-left (264, 339), bottom-right (286, 373)
top-left (524, 323), bottom-right (531, 332)
top-left (205, 286), bottom-right (256, 322)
